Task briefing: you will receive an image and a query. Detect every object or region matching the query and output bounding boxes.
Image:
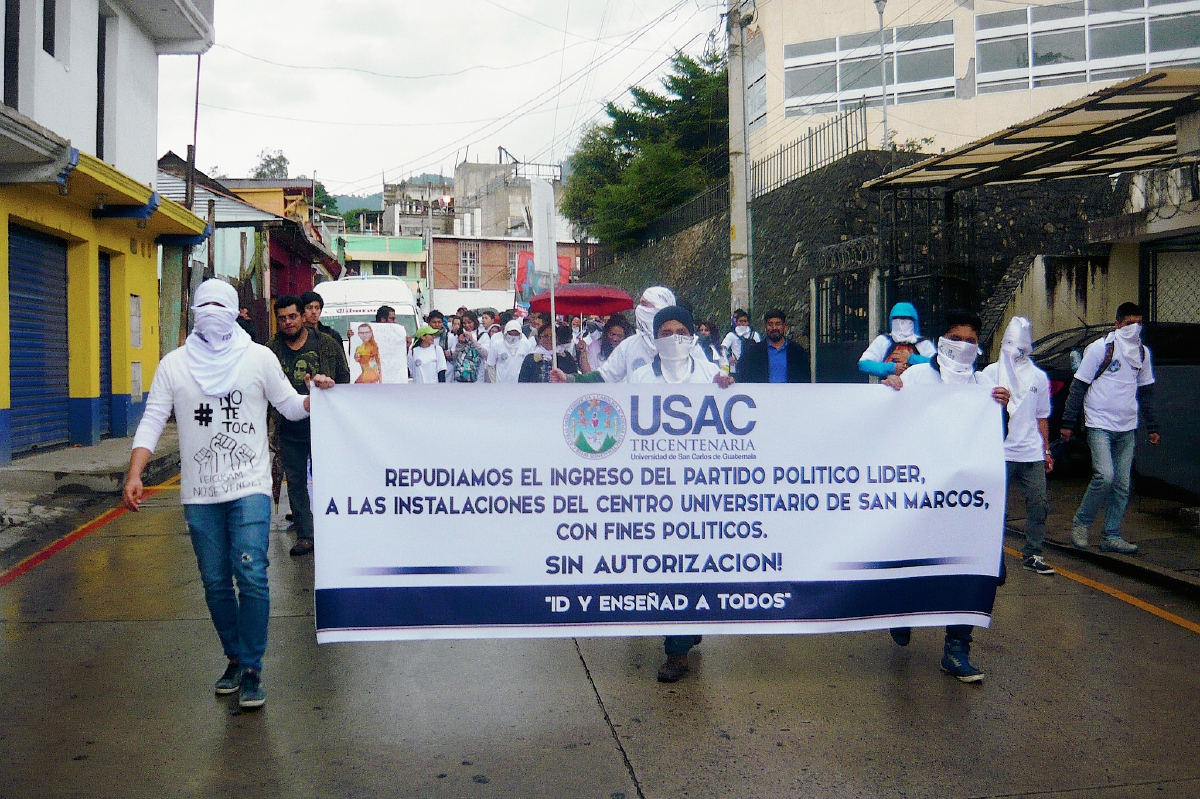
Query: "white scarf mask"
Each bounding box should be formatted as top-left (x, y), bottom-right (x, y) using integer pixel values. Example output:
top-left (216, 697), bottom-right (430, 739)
top-left (502, 320), bottom-right (525, 355)
top-left (655, 334), bottom-right (695, 383)
top-left (891, 318), bottom-right (918, 344)
top-left (636, 287), bottom-right (676, 337)
top-left (1115, 323), bottom-right (1143, 368)
top-left (937, 337), bottom-right (979, 384)
top-left (998, 317), bottom-right (1037, 412)
top-left (186, 279), bottom-right (251, 397)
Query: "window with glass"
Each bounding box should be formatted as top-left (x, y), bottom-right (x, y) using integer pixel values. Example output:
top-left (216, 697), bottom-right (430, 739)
top-left (459, 242), bottom-right (479, 289)
top-left (976, 1), bottom-right (1200, 94)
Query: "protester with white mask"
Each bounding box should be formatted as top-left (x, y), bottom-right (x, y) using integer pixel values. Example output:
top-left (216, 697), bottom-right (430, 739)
top-left (882, 309), bottom-right (1011, 684)
top-left (123, 279), bottom-right (335, 711)
top-left (550, 286), bottom-right (709, 384)
top-left (982, 317), bottom-right (1055, 575)
top-left (859, 302), bottom-right (937, 378)
top-left (626, 306), bottom-right (734, 684)
top-left (520, 323), bottom-right (578, 383)
top-left (487, 319), bottom-right (533, 383)
top-left (1061, 302), bottom-right (1160, 554)
top-left (720, 309), bottom-right (761, 375)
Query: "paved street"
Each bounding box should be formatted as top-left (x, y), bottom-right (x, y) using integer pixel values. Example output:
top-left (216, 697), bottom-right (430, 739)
top-left (2, 483), bottom-right (1200, 799)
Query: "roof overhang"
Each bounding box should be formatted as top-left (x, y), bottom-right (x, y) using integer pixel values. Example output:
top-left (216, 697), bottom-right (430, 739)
top-left (865, 69), bottom-right (1200, 192)
top-left (0, 104), bottom-right (77, 185)
top-left (119, 0), bottom-right (215, 54)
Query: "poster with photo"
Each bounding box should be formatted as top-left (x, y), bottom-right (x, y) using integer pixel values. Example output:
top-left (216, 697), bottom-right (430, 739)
top-left (347, 322), bottom-right (410, 383)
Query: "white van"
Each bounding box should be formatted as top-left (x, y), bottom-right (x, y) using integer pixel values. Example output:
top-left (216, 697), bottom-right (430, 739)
top-left (314, 276), bottom-right (421, 340)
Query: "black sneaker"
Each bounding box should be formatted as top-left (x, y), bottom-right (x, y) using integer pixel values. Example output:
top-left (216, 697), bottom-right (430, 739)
top-left (1022, 555), bottom-right (1056, 575)
top-left (289, 539), bottom-right (314, 557)
top-left (889, 627), bottom-right (911, 646)
top-left (238, 669), bottom-right (266, 709)
top-left (215, 660), bottom-right (244, 695)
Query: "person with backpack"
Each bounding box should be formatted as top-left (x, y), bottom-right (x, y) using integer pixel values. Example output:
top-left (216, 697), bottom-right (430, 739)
top-left (721, 309), bottom-right (760, 375)
top-left (859, 302), bottom-right (936, 378)
top-left (882, 309), bottom-right (1011, 683)
top-left (1060, 302), bottom-right (1160, 554)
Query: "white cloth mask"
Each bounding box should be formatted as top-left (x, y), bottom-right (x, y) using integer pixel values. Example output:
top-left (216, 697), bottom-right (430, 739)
top-left (890, 318), bottom-right (917, 344)
top-left (186, 279), bottom-right (251, 397)
top-left (636, 287), bottom-right (676, 337)
top-left (937, 337), bottom-right (979, 382)
top-left (998, 316), bottom-right (1036, 412)
top-left (1115, 323), bottom-right (1143, 368)
top-left (735, 325), bottom-right (751, 337)
top-left (654, 334), bottom-right (695, 383)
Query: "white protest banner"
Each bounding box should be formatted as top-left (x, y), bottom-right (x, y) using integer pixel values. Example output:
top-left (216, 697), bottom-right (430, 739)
top-left (346, 322), bottom-right (409, 384)
top-left (310, 384), bottom-right (1005, 643)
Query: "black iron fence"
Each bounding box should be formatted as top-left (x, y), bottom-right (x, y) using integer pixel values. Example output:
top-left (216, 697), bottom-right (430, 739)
top-left (640, 180), bottom-right (729, 244)
top-left (751, 102), bottom-right (868, 199)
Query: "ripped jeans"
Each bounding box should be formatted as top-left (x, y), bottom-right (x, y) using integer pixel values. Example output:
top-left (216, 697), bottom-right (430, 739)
top-left (183, 494), bottom-right (272, 673)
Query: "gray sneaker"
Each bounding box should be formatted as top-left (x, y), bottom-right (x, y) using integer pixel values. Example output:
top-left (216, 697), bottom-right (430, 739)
top-left (1100, 536), bottom-right (1138, 554)
top-left (1071, 525), bottom-right (1089, 550)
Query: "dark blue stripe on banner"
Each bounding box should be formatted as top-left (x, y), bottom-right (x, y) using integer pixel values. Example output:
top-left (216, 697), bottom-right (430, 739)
top-left (357, 566), bottom-right (504, 576)
top-left (315, 575), bottom-right (998, 631)
top-left (840, 557), bottom-right (971, 570)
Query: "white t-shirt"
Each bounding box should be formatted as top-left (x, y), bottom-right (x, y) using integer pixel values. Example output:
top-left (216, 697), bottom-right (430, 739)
top-left (132, 345), bottom-right (309, 505)
top-left (721, 330), bottom-right (761, 373)
top-left (487, 337), bottom-right (532, 383)
top-left (982, 362), bottom-right (1051, 462)
top-left (598, 334), bottom-right (711, 384)
top-left (1074, 333), bottom-right (1155, 432)
top-left (900, 361), bottom-right (996, 387)
top-left (630, 356), bottom-right (722, 384)
top-left (409, 344), bottom-right (446, 384)
top-left (859, 334), bottom-right (937, 363)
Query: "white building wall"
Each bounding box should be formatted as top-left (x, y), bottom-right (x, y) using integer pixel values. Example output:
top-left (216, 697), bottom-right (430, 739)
top-left (106, 7), bottom-right (158, 184)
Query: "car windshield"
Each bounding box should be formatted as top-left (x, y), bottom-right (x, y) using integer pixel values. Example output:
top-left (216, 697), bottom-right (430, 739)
top-left (321, 312), bottom-right (418, 337)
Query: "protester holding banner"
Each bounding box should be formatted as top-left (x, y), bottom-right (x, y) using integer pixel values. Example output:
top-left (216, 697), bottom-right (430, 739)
top-left (520, 324), bottom-right (578, 383)
top-left (124, 279), bottom-right (336, 710)
top-left (268, 296), bottom-right (351, 559)
top-left (981, 317), bottom-right (1056, 575)
top-left (409, 325), bottom-right (447, 384)
top-left (883, 309), bottom-right (1010, 683)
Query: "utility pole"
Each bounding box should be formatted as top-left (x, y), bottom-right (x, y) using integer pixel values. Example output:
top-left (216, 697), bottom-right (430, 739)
top-left (727, 0), bottom-right (755, 318)
top-left (875, 0), bottom-right (890, 150)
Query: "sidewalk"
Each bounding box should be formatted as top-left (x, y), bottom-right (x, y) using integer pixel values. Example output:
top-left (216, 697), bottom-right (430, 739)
top-left (1006, 476), bottom-right (1200, 595)
top-left (0, 426), bottom-right (179, 566)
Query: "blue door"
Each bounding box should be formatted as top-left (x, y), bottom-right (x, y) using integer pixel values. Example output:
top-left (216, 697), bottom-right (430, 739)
top-left (9, 225), bottom-right (70, 453)
top-left (98, 253), bottom-right (112, 437)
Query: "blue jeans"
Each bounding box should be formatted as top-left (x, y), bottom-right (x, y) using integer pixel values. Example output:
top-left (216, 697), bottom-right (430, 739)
top-left (183, 494), bottom-right (272, 673)
top-left (1007, 460), bottom-right (1049, 557)
top-left (1074, 427), bottom-right (1136, 539)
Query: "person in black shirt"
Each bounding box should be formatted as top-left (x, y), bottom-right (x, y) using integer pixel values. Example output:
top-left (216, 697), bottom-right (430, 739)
top-left (519, 324), bottom-right (578, 383)
top-left (268, 296), bottom-right (351, 556)
top-left (737, 310), bottom-right (810, 384)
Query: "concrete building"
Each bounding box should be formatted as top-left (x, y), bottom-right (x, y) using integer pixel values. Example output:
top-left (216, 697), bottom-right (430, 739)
top-left (429, 234), bottom-right (580, 315)
top-left (0, 0), bottom-right (213, 463)
top-left (340, 233), bottom-right (428, 313)
top-left (382, 176), bottom-right (453, 237)
top-left (745, 0), bottom-right (1200, 162)
top-left (453, 159), bottom-right (573, 240)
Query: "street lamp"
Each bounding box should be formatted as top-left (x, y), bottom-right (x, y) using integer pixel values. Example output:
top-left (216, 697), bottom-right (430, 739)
top-left (875, 0), bottom-right (890, 150)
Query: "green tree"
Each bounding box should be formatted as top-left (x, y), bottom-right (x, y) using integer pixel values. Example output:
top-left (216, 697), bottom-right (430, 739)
top-left (563, 50), bottom-right (728, 250)
top-left (250, 149), bottom-right (289, 179)
top-left (342, 207), bottom-right (373, 232)
top-left (314, 180), bottom-right (337, 214)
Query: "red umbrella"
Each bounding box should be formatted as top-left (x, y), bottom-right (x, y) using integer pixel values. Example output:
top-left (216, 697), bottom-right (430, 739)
top-left (528, 283), bottom-right (635, 316)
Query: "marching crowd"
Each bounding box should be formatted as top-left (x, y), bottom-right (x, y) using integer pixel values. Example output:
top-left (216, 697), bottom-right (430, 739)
top-left (122, 278), bottom-right (1159, 707)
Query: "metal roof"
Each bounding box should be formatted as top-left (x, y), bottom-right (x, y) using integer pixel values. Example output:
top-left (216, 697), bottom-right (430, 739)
top-left (157, 171), bottom-right (279, 226)
top-left (864, 69), bottom-right (1200, 192)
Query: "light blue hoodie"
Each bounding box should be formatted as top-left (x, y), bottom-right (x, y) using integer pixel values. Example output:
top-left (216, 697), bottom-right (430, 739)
top-left (858, 302), bottom-right (932, 377)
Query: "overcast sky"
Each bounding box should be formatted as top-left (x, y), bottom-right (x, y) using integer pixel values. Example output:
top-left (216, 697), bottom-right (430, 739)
top-left (156, 0), bottom-right (724, 198)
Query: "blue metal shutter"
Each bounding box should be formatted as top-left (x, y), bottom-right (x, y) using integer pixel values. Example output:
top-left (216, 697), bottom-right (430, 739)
top-left (98, 253), bottom-right (112, 437)
top-left (9, 225), bottom-right (70, 452)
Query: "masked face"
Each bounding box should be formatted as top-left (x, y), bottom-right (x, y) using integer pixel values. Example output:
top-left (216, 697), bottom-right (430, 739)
top-left (735, 324), bottom-right (750, 336)
top-left (1116, 322), bottom-right (1141, 342)
top-left (891, 318), bottom-right (916, 343)
top-left (655, 333), bottom-right (695, 361)
top-left (938, 336), bottom-right (980, 373)
top-left (194, 303), bottom-right (239, 347)
top-left (635, 304), bottom-right (657, 337)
